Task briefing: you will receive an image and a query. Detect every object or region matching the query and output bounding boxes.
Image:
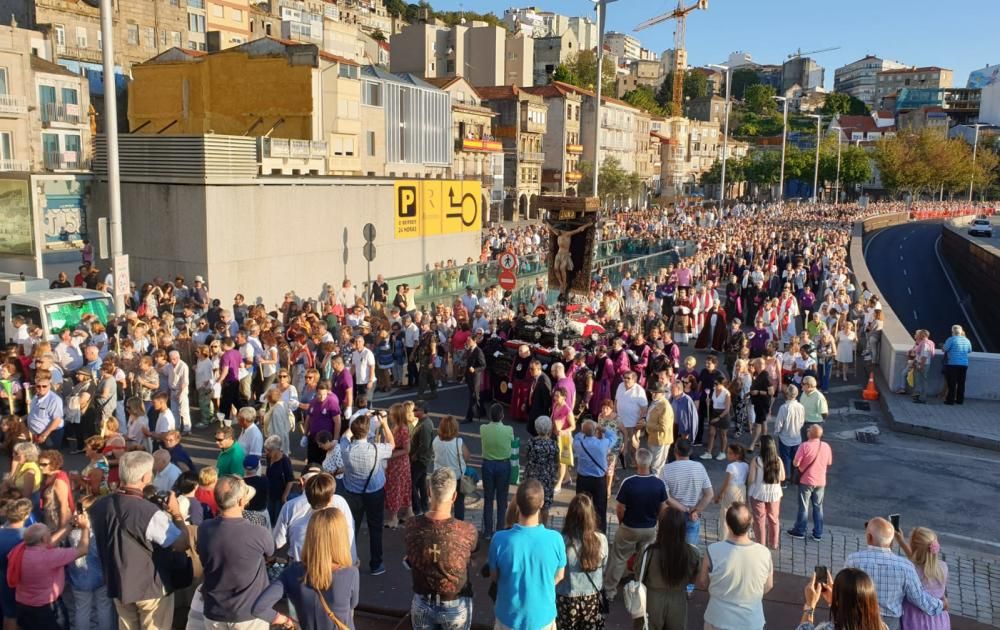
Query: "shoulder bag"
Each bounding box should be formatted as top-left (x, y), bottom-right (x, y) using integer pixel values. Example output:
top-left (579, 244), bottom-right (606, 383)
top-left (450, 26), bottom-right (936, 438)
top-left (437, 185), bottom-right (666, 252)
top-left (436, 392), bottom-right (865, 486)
top-left (314, 585), bottom-right (351, 630)
top-left (112, 494), bottom-right (194, 592)
top-left (456, 439), bottom-right (477, 496)
top-left (623, 544), bottom-right (652, 620)
top-left (572, 540), bottom-right (610, 615)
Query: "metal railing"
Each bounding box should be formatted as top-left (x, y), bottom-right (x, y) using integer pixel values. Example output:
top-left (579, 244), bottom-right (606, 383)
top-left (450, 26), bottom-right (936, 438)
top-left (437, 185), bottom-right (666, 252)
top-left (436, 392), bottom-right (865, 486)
top-left (44, 152), bottom-right (86, 170)
top-left (0, 159), bottom-right (29, 171)
top-left (41, 102), bottom-right (81, 124)
top-left (259, 137), bottom-right (328, 159)
top-left (0, 94), bottom-right (28, 114)
top-left (518, 150), bottom-right (545, 162)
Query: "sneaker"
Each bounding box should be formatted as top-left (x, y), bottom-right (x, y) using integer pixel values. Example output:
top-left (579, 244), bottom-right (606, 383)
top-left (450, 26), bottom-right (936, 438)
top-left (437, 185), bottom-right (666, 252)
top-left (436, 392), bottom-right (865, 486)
top-left (371, 565), bottom-right (386, 576)
top-left (699, 452), bottom-right (713, 460)
top-left (786, 529), bottom-right (805, 540)
top-left (715, 452), bottom-right (726, 461)
top-left (811, 535), bottom-right (823, 542)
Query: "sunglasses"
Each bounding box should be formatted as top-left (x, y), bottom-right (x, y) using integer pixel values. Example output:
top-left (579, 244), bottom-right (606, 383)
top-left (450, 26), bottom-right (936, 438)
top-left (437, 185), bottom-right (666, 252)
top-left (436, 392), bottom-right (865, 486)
top-left (35, 384), bottom-right (50, 390)
top-left (214, 437), bottom-right (226, 442)
top-left (39, 461), bottom-right (51, 467)
top-left (279, 374), bottom-right (289, 379)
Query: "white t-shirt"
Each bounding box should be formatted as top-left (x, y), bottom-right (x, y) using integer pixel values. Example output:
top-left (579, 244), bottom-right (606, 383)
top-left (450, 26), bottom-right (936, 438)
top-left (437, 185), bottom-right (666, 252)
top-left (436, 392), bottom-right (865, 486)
top-left (615, 383), bottom-right (649, 428)
top-left (282, 494), bottom-right (357, 564)
top-left (155, 408), bottom-right (176, 434)
top-left (238, 423), bottom-right (264, 457)
top-left (351, 348), bottom-right (376, 386)
top-left (725, 461), bottom-right (749, 487)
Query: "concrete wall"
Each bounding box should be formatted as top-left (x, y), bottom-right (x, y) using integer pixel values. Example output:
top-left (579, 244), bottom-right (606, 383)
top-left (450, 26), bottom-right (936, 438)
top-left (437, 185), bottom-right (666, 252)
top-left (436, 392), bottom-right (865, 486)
top-left (93, 178), bottom-right (479, 306)
top-left (940, 217), bottom-right (1000, 326)
top-left (850, 213), bottom-right (1000, 400)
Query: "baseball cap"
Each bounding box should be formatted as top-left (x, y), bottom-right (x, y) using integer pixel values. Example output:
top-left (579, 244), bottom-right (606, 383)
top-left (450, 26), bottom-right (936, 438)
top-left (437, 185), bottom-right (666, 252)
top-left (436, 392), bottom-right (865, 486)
top-left (243, 455), bottom-right (261, 470)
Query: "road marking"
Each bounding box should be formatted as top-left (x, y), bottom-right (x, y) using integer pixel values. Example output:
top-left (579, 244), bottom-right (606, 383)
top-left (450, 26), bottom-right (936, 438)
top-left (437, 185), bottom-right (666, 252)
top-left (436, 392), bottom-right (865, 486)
top-left (899, 244), bottom-right (903, 250)
top-left (899, 255), bottom-right (903, 262)
top-left (933, 235), bottom-right (987, 350)
top-left (907, 287), bottom-right (912, 295)
top-left (862, 227), bottom-right (886, 259)
top-left (936, 531), bottom-right (1000, 550)
top-left (913, 309), bottom-right (918, 319)
top-left (375, 384), bottom-right (465, 402)
top-left (902, 269), bottom-right (907, 276)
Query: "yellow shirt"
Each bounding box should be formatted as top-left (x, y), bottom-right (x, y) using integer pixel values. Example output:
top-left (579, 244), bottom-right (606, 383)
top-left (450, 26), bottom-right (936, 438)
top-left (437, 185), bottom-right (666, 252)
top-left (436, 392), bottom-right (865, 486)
top-left (12, 462), bottom-right (41, 493)
top-left (645, 398), bottom-right (674, 447)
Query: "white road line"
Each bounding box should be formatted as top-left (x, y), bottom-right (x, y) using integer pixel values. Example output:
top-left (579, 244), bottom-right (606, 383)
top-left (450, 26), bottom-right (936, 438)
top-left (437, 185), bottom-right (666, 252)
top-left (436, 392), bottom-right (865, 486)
top-left (912, 309), bottom-right (918, 319)
top-left (902, 269), bottom-right (907, 276)
top-left (936, 531), bottom-right (1000, 550)
top-left (862, 226), bottom-right (886, 259)
top-left (907, 287), bottom-right (912, 295)
top-left (899, 244), bottom-right (903, 250)
top-left (375, 384), bottom-right (465, 402)
top-left (933, 235), bottom-right (987, 350)
top-left (899, 255), bottom-right (903, 262)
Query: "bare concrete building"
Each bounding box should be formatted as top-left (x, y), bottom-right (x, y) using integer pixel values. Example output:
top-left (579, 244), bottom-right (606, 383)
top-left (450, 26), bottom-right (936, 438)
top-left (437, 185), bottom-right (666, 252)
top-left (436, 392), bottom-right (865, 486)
top-left (533, 29), bottom-right (578, 86)
top-left (525, 83), bottom-right (582, 195)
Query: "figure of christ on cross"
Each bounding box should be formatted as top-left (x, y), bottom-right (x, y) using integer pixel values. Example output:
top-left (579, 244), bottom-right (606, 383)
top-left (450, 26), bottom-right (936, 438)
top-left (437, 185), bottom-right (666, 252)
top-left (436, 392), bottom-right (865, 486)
top-left (546, 220), bottom-right (594, 297)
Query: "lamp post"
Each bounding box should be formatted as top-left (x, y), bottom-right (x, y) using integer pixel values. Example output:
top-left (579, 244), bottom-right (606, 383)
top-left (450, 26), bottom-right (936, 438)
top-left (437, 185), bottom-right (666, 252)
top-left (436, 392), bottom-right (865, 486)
top-left (591, 0), bottom-right (617, 202)
top-left (707, 64), bottom-right (732, 205)
top-left (807, 113), bottom-right (823, 203)
top-left (831, 125), bottom-right (855, 205)
top-left (969, 123), bottom-right (985, 202)
top-left (774, 96), bottom-right (788, 203)
top-left (99, 0), bottom-right (125, 315)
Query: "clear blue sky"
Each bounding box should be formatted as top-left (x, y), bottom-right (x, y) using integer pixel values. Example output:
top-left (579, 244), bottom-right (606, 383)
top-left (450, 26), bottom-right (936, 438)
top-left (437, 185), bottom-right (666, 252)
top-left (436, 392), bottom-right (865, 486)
top-left (442, 0), bottom-right (1000, 89)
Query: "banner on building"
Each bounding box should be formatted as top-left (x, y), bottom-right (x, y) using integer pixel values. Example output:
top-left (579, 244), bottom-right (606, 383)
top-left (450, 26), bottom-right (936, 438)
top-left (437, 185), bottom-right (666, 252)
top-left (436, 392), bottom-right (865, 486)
top-left (0, 179), bottom-right (33, 256)
top-left (394, 180), bottom-right (482, 239)
top-left (35, 175), bottom-right (92, 251)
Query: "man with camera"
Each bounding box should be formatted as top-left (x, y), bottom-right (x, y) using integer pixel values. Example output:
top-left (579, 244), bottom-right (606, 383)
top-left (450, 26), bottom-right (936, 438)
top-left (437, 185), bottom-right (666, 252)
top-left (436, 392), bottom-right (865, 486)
top-left (90, 450), bottom-right (191, 629)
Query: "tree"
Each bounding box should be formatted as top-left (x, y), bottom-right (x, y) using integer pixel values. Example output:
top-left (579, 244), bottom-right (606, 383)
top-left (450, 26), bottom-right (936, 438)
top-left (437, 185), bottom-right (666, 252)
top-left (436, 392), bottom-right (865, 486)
top-left (578, 157), bottom-right (638, 204)
top-left (971, 147), bottom-right (999, 199)
top-left (729, 67), bottom-right (760, 100)
top-left (622, 85), bottom-right (665, 116)
top-left (848, 96), bottom-right (870, 115)
top-left (744, 84), bottom-right (777, 115)
top-left (558, 50), bottom-right (615, 90)
top-left (371, 28), bottom-right (387, 42)
top-left (683, 71), bottom-right (708, 100)
top-left (550, 63), bottom-right (577, 86)
top-left (821, 92), bottom-right (852, 116)
top-left (384, 0), bottom-right (407, 17)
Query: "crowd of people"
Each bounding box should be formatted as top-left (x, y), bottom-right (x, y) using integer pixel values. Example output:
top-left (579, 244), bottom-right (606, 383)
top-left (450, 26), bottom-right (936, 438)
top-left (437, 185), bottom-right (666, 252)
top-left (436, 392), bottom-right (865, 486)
top-left (0, 198), bottom-right (980, 630)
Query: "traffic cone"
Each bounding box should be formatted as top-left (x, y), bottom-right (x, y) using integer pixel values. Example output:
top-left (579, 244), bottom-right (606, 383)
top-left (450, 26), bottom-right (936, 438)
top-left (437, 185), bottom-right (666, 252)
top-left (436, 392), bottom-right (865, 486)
top-left (862, 371), bottom-right (879, 401)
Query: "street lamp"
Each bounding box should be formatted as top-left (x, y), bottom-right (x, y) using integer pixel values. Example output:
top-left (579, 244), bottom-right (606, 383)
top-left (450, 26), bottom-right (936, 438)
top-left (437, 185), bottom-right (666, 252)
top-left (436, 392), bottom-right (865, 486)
top-left (100, 0), bottom-right (125, 314)
top-left (807, 113), bottom-right (823, 203)
top-left (774, 96), bottom-right (789, 203)
top-left (708, 64), bottom-right (732, 206)
top-left (590, 0), bottom-right (618, 202)
top-left (831, 125), bottom-right (856, 205)
top-left (969, 123), bottom-right (985, 203)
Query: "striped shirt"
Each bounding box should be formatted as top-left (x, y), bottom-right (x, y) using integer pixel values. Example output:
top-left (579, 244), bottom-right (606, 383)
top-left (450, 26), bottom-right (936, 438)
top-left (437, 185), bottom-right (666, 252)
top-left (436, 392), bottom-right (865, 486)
top-left (943, 335), bottom-right (972, 367)
top-left (844, 547), bottom-right (944, 619)
top-left (660, 459), bottom-right (712, 509)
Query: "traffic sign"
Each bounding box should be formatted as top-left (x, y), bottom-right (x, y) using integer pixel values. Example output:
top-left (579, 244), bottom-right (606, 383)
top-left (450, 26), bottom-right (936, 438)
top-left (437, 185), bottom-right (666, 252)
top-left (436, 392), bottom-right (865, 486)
top-left (363, 242), bottom-right (377, 262)
top-left (498, 269), bottom-right (517, 291)
top-left (363, 223), bottom-right (377, 242)
top-left (113, 254), bottom-right (130, 299)
top-left (499, 252), bottom-right (518, 271)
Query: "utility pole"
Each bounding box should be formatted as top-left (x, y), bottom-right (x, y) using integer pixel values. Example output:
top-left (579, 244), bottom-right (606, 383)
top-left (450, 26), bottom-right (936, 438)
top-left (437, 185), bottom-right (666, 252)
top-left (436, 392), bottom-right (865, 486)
top-left (969, 123), bottom-right (983, 203)
top-left (775, 96), bottom-right (788, 204)
top-left (591, 0), bottom-right (615, 202)
top-left (100, 0), bottom-right (125, 315)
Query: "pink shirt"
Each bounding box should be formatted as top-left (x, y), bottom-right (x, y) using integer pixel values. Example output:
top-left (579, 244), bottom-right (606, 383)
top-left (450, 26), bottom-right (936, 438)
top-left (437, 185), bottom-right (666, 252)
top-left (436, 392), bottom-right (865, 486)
top-left (15, 546), bottom-right (79, 606)
top-left (794, 439), bottom-right (833, 487)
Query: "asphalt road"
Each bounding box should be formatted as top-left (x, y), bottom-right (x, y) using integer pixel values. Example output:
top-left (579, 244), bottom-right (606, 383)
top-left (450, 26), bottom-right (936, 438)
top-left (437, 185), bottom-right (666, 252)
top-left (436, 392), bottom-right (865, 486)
top-left (864, 220), bottom-right (995, 352)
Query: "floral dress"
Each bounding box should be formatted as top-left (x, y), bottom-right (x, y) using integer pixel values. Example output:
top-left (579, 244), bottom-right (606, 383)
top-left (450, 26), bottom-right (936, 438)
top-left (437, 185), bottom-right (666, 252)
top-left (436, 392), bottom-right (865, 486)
top-left (384, 424), bottom-right (412, 515)
top-left (524, 436), bottom-right (558, 510)
top-left (733, 373), bottom-right (752, 437)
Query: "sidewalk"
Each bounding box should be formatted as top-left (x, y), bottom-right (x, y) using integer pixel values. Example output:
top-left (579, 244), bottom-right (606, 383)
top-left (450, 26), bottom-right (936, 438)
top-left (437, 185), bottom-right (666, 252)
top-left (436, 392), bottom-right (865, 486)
top-left (354, 509), bottom-right (999, 629)
top-left (877, 372), bottom-right (1000, 451)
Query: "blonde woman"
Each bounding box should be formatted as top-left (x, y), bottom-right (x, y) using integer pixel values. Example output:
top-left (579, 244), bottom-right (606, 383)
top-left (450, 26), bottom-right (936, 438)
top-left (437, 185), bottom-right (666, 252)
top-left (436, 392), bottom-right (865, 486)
top-left (252, 507), bottom-right (360, 629)
top-left (897, 527), bottom-right (950, 630)
top-left (4, 442), bottom-right (41, 499)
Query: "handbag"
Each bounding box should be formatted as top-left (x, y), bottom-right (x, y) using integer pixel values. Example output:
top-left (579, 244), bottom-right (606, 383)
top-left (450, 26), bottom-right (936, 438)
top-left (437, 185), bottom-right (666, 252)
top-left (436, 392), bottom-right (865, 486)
top-left (573, 542), bottom-right (610, 616)
top-left (456, 439), bottom-right (477, 495)
top-left (557, 431), bottom-right (574, 467)
top-left (314, 585), bottom-right (351, 630)
top-left (623, 545), bottom-right (652, 620)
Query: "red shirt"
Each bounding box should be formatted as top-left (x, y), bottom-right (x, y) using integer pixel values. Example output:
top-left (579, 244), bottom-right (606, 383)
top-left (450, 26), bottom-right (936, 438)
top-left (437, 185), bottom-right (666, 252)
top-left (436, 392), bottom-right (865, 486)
top-left (794, 439), bottom-right (833, 487)
top-left (195, 486), bottom-right (218, 517)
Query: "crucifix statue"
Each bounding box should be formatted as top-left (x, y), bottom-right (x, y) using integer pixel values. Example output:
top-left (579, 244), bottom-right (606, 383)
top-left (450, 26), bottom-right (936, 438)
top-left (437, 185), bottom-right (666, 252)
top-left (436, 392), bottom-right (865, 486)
top-left (546, 220), bottom-right (594, 297)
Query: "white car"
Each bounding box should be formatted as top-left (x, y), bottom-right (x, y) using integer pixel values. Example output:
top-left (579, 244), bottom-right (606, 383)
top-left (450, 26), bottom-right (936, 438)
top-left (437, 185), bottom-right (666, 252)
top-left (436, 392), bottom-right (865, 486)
top-left (968, 218), bottom-right (993, 237)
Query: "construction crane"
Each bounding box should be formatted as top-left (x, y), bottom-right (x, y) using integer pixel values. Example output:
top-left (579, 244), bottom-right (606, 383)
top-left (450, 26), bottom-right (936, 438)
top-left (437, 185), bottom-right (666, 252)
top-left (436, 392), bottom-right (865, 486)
top-left (635, 0), bottom-right (708, 116)
top-left (788, 46), bottom-right (841, 60)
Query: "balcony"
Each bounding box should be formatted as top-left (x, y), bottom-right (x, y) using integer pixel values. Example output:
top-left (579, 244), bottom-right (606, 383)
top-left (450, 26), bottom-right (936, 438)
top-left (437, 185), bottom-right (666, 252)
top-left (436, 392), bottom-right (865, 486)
top-left (518, 150), bottom-right (544, 163)
top-left (566, 143), bottom-right (583, 154)
top-left (258, 137), bottom-right (330, 175)
top-left (58, 44), bottom-right (104, 64)
top-left (260, 137), bottom-right (328, 159)
top-left (457, 137), bottom-right (503, 152)
top-left (0, 94), bottom-right (28, 116)
top-left (44, 151), bottom-right (87, 170)
top-left (565, 170), bottom-right (583, 183)
top-left (41, 102), bottom-right (82, 126)
top-left (0, 159), bottom-right (30, 172)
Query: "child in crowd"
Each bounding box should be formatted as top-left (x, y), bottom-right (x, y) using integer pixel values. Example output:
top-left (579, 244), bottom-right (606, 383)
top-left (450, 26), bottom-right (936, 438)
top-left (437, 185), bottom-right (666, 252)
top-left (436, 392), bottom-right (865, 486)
top-left (899, 527), bottom-right (950, 630)
top-left (195, 467), bottom-right (219, 518)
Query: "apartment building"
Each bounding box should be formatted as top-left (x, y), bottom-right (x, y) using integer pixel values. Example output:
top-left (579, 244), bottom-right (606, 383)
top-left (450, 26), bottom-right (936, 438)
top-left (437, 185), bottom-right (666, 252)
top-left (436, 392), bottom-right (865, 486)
top-left (206, 0), bottom-right (251, 50)
top-left (833, 55), bottom-right (908, 108)
top-left (656, 116), bottom-right (747, 200)
top-left (2, 0), bottom-right (189, 70)
top-left (686, 95), bottom-right (726, 124)
top-left (476, 85), bottom-right (546, 220)
top-left (533, 29), bottom-right (579, 86)
top-left (524, 82), bottom-right (582, 195)
top-left (604, 31), bottom-right (640, 62)
top-left (424, 76), bottom-right (504, 221)
top-left (576, 83), bottom-right (642, 175)
top-left (875, 66), bottom-right (953, 107)
top-left (502, 8), bottom-right (597, 50)
top-left (390, 19), bottom-right (533, 88)
top-left (634, 111), bottom-right (655, 206)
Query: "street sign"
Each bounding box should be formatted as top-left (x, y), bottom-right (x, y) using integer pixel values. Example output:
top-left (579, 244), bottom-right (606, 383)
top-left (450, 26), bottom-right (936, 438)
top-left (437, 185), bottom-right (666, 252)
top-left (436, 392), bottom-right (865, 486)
top-left (498, 269), bottom-right (516, 291)
top-left (363, 223), bottom-right (377, 242)
top-left (499, 252), bottom-right (518, 271)
top-left (113, 254), bottom-right (130, 299)
top-left (363, 242), bottom-right (377, 262)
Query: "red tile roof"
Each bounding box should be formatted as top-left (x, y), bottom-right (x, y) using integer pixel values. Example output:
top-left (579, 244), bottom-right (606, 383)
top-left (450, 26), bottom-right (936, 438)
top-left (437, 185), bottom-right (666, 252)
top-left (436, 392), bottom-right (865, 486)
top-left (874, 110), bottom-right (894, 119)
top-left (548, 80), bottom-right (638, 110)
top-left (318, 51), bottom-right (360, 66)
top-left (474, 85), bottom-right (527, 100)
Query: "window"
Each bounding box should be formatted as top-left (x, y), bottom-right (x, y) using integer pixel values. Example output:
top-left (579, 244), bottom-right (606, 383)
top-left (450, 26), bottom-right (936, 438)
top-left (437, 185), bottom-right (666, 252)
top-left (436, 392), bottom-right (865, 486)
top-left (188, 0), bottom-right (204, 7)
top-left (230, 8), bottom-right (242, 21)
top-left (75, 27), bottom-right (87, 48)
top-left (362, 81), bottom-right (382, 106)
top-left (142, 26), bottom-right (155, 48)
top-left (366, 131), bottom-right (375, 156)
top-left (171, 31), bottom-right (181, 47)
top-left (55, 25), bottom-right (66, 46)
top-left (0, 132), bottom-right (12, 162)
top-left (338, 64), bottom-right (358, 79)
top-left (64, 134), bottom-right (81, 156)
top-left (212, 4), bottom-right (224, 17)
top-left (97, 29), bottom-right (102, 50)
top-left (265, 23), bottom-right (272, 35)
top-left (189, 14), bottom-right (206, 33)
top-left (127, 24), bottom-right (139, 45)
top-left (0, 68), bottom-right (7, 95)
top-left (61, 88), bottom-right (78, 107)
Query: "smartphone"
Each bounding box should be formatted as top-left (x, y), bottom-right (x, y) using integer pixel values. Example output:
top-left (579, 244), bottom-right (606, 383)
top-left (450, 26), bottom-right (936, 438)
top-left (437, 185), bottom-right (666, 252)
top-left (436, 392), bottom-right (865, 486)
top-left (889, 514), bottom-right (901, 532)
top-left (815, 565), bottom-right (829, 585)
top-left (75, 502), bottom-right (85, 515)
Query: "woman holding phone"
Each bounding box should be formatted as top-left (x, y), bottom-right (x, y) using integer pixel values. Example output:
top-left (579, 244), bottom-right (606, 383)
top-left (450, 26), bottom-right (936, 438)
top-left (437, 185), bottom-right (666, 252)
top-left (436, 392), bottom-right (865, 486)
top-left (797, 567), bottom-right (887, 630)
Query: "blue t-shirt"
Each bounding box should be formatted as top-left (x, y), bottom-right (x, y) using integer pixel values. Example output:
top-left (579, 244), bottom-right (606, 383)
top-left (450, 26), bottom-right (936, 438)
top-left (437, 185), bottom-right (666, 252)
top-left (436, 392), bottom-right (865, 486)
top-left (616, 474), bottom-right (668, 529)
top-left (489, 524), bottom-right (566, 629)
top-left (0, 527), bottom-right (24, 615)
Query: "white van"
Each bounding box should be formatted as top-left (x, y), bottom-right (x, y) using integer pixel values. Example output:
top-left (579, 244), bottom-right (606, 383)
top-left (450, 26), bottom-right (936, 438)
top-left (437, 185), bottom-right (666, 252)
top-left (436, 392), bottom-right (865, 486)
top-left (0, 273), bottom-right (113, 343)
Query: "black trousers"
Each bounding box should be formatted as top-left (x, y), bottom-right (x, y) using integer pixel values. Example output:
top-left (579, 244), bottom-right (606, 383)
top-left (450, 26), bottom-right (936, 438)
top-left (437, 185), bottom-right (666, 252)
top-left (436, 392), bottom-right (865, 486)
top-left (17, 600), bottom-right (68, 630)
top-left (944, 364), bottom-right (968, 404)
top-left (343, 487), bottom-right (385, 570)
top-left (576, 474), bottom-right (608, 533)
top-left (411, 460), bottom-right (429, 514)
top-left (220, 380), bottom-right (240, 419)
top-left (417, 367), bottom-right (437, 397)
top-left (465, 372), bottom-right (483, 422)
